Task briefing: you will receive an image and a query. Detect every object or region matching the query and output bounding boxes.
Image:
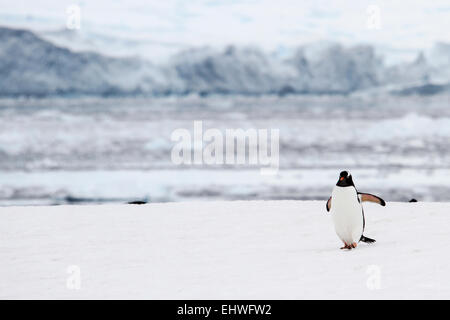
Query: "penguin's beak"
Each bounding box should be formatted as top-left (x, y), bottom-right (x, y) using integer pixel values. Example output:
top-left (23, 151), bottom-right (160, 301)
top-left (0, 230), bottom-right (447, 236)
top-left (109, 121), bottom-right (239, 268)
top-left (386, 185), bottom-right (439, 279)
top-left (339, 177), bottom-right (344, 181)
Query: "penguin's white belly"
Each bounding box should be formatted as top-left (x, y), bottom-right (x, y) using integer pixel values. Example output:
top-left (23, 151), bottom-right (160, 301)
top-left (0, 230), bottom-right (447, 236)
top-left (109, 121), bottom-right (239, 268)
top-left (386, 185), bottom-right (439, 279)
top-left (331, 186), bottom-right (363, 244)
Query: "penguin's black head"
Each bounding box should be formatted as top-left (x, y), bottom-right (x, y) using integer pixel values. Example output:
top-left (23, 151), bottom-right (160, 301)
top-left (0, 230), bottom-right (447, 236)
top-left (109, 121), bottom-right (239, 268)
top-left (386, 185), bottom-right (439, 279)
top-left (336, 171), bottom-right (354, 187)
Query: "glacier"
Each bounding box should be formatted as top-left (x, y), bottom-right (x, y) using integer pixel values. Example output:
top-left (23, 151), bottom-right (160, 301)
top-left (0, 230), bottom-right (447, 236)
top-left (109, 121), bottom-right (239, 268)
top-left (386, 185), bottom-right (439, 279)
top-left (1, 26), bottom-right (450, 97)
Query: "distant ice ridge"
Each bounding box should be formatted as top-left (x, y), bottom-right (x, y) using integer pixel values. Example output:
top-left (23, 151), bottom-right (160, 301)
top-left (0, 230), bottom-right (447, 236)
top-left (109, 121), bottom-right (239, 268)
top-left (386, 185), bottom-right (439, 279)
top-left (1, 26), bottom-right (450, 96)
top-left (2, 168), bottom-right (450, 205)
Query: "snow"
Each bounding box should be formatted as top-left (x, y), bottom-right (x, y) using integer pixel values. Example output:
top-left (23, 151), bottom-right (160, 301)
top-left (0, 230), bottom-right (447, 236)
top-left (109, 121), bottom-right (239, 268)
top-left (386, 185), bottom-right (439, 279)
top-left (1, 200), bottom-right (450, 299)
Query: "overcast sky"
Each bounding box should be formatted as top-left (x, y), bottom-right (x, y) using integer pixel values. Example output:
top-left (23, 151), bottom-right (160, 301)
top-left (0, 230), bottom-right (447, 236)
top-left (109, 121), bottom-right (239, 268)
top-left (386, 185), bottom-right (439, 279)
top-left (1, 0), bottom-right (449, 61)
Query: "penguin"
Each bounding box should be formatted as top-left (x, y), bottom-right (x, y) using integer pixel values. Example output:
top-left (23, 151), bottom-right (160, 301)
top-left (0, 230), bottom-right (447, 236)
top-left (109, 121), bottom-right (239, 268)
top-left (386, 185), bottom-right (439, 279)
top-left (326, 171), bottom-right (386, 250)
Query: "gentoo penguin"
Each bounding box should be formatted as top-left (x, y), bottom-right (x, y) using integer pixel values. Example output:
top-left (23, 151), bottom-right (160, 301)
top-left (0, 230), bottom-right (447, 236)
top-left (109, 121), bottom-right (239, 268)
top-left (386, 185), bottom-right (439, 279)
top-left (326, 171), bottom-right (386, 250)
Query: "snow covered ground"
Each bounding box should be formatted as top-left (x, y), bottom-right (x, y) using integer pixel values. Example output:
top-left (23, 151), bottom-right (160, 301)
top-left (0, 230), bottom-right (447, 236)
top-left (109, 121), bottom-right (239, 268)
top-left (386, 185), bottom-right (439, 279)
top-left (1, 200), bottom-right (450, 299)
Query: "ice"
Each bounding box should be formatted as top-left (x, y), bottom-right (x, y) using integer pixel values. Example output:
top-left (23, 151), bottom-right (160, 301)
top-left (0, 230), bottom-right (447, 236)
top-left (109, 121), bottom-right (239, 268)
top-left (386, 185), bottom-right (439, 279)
top-left (1, 168), bottom-right (450, 205)
top-left (1, 94), bottom-right (450, 204)
top-left (1, 26), bottom-right (450, 96)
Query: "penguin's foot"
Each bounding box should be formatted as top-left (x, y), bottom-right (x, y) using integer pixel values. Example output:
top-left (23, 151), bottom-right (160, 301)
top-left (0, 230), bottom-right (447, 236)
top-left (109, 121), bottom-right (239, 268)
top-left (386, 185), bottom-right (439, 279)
top-left (340, 242), bottom-right (358, 250)
top-left (340, 243), bottom-right (352, 250)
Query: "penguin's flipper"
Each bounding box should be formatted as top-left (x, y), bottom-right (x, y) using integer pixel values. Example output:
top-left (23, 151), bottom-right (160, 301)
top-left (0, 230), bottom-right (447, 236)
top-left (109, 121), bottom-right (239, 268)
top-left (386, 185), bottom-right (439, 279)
top-left (326, 196), bottom-right (332, 212)
top-left (360, 235), bottom-right (376, 243)
top-left (358, 193), bottom-right (386, 206)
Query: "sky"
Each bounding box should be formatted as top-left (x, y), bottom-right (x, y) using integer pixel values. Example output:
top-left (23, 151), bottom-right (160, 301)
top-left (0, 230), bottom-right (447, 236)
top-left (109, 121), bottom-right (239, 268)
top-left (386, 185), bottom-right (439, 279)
top-left (0, 0), bottom-right (449, 61)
